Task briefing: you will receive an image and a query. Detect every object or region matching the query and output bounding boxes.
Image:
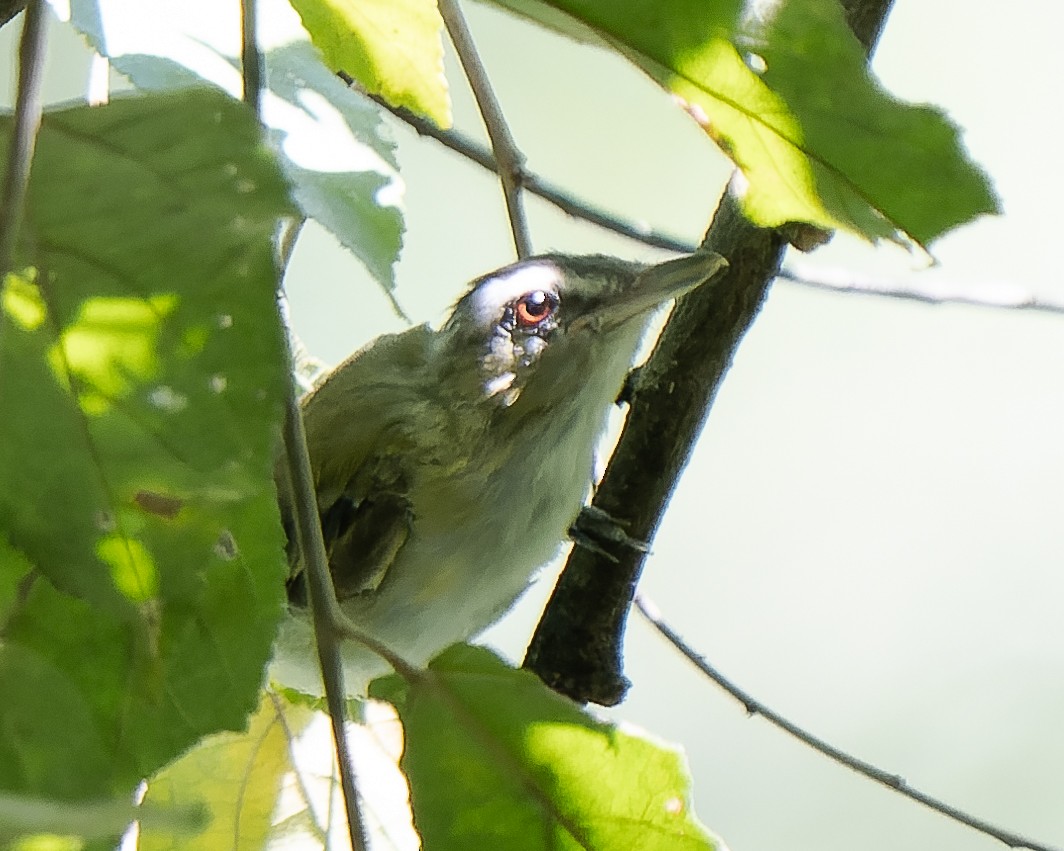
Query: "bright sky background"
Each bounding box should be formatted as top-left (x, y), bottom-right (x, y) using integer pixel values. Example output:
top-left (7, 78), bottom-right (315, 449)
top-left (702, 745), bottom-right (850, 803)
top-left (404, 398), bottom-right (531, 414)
top-left (4, 2), bottom-right (1062, 850)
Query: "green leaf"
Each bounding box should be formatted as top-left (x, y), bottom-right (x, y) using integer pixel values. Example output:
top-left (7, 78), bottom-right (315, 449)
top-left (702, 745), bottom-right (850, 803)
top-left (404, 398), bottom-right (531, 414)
top-left (290, 0), bottom-right (451, 127)
top-left (375, 645), bottom-right (717, 851)
top-left (139, 692), bottom-right (314, 850)
top-left (0, 89), bottom-right (292, 799)
top-left (488, 0), bottom-right (998, 247)
top-left (64, 0), bottom-right (405, 296)
top-left (0, 791), bottom-right (205, 844)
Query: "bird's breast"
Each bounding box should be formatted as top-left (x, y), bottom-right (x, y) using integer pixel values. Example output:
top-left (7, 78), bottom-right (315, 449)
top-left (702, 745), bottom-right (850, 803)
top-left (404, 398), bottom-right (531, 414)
top-left (341, 386), bottom-right (610, 669)
top-left (412, 391), bottom-right (604, 587)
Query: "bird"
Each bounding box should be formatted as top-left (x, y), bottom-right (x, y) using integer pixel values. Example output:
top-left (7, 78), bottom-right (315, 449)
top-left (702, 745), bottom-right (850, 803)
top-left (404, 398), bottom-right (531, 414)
top-left (269, 251), bottom-right (727, 696)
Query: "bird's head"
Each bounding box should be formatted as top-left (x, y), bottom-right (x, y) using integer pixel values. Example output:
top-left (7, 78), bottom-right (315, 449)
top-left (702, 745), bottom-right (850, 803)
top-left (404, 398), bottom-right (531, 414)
top-left (434, 252), bottom-right (727, 414)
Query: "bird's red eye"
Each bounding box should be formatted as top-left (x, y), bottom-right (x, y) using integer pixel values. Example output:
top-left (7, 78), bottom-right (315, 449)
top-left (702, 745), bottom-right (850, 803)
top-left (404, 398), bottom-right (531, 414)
top-left (514, 290), bottom-right (556, 327)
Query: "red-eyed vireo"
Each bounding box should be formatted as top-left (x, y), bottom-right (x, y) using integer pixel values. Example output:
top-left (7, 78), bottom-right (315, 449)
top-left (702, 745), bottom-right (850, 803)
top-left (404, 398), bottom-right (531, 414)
top-left (270, 251), bottom-right (727, 695)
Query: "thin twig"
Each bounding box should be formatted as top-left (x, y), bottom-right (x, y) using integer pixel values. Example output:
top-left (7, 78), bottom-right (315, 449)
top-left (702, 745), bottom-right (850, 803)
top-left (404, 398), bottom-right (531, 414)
top-left (281, 391), bottom-right (368, 851)
top-left (331, 612), bottom-right (425, 685)
top-left (370, 93), bottom-right (692, 253)
top-left (277, 216), bottom-right (306, 272)
top-left (0, 0), bottom-right (47, 279)
top-left (778, 267), bottom-right (1064, 315)
top-left (366, 89), bottom-right (1064, 323)
top-left (239, 0), bottom-right (262, 118)
top-left (437, 0), bottom-right (532, 258)
top-left (634, 595), bottom-right (1062, 851)
top-left (247, 2), bottom-right (366, 843)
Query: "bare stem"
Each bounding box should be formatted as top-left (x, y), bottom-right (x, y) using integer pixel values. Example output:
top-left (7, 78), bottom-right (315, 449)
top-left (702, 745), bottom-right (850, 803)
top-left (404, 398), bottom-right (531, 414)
top-left (778, 267), bottom-right (1064, 315)
top-left (523, 0), bottom-right (900, 707)
top-left (280, 391), bottom-right (368, 851)
top-left (239, 0), bottom-right (262, 119)
top-left (0, 0), bottom-right (47, 279)
top-left (252, 4), bottom-right (365, 843)
top-left (371, 92), bottom-right (691, 253)
top-left (369, 93), bottom-right (1064, 321)
top-left (634, 596), bottom-right (1061, 851)
top-left (437, 0), bottom-right (532, 258)
top-left (330, 614), bottom-right (425, 685)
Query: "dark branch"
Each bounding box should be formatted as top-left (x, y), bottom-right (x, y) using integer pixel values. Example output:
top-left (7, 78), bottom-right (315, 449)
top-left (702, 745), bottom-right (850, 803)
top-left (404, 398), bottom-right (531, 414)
top-left (838, 0), bottom-right (894, 54)
top-left (523, 0), bottom-right (896, 706)
top-left (523, 186), bottom-right (784, 703)
top-left (0, 0), bottom-right (46, 279)
top-left (370, 93), bottom-right (693, 254)
top-left (369, 93), bottom-right (1064, 321)
top-left (239, 0), bottom-right (262, 119)
top-left (0, 1), bottom-right (26, 29)
top-left (251, 3), bottom-right (366, 843)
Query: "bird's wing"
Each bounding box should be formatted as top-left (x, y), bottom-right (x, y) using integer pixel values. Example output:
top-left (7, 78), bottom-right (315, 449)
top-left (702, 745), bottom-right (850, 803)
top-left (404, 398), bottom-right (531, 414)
top-left (317, 453), bottom-right (412, 598)
top-left (278, 325), bottom-right (434, 605)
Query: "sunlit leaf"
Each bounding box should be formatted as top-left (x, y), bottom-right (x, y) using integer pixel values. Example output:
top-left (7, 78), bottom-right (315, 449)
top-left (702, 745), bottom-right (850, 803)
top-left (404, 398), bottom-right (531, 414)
top-left (372, 646), bottom-right (718, 850)
top-left (139, 692), bottom-right (313, 850)
top-left (487, 0), bottom-right (999, 247)
top-left (0, 89), bottom-right (291, 802)
top-left (60, 0), bottom-right (405, 295)
top-left (290, 0), bottom-right (451, 127)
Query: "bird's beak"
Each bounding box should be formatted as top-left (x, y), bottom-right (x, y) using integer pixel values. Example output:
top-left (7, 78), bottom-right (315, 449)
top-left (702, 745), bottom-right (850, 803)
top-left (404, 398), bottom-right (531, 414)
top-left (579, 251), bottom-right (728, 333)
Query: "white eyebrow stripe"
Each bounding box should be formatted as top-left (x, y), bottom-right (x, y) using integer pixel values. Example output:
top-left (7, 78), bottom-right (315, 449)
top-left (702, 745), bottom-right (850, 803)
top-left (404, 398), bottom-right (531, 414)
top-left (469, 262), bottom-right (562, 325)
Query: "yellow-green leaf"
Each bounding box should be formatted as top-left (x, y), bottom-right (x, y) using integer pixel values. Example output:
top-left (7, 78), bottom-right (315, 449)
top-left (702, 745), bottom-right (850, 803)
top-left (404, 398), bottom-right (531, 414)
top-left (291, 0), bottom-right (452, 127)
top-left (489, 0), bottom-right (999, 247)
top-left (140, 693), bottom-right (313, 850)
top-left (372, 645), bottom-right (718, 850)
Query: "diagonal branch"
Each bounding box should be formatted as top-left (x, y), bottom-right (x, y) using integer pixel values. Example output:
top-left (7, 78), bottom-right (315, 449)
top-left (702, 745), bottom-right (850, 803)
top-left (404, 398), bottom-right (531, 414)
top-left (0, 0), bottom-right (47, 280)
top-left (523, 0), bottom-right (896, 705)
top-left (371, 94), bottom-right (1064, 321)
top-left (241, 3), bottom-right (366, 846)
top-left (437, 0), bottom-right (532, 258)
top-left (0, 1), bottom-right (26, 29)
top-left (279, 390), bottom-right (368, 851)
top-left (370, 93), bottom-right (692, 253)
top-left (523, 183), bottom-right (785, 704)
top-left (634, 595), bottom-right (1062, 851)
top-left (778, 266), bottom-right (1064, 315)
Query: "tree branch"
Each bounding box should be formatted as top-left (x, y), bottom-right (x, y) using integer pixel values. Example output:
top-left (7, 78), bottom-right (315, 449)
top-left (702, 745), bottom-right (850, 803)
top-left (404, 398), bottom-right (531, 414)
top-left (0, 1), bottom-right (26, 29)
top-left (239, 0), bottom-right (262, 119)
top-left (523, 184), bottom-right (785, 703)
top-left (634, 596), bottom-right (1062, 851)
top-left (524, 0), bottom-right (897, 707)
top-left (437, 0), bottom-right (532, 258)
top-left (369, 93), bottom-right (1064, 321)
top-left (280, 392), bottom-right (368, 851)
top-left (838, 0), bottom-right (894, 53)
top-left (0, 0), bottom-right (46, 280)
top-left (243, 3), bottom-right (366, 844)
top-left (370, 93), bottom-right (692, 253)
top-left (778, 266), bottom-right (1064, 315)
